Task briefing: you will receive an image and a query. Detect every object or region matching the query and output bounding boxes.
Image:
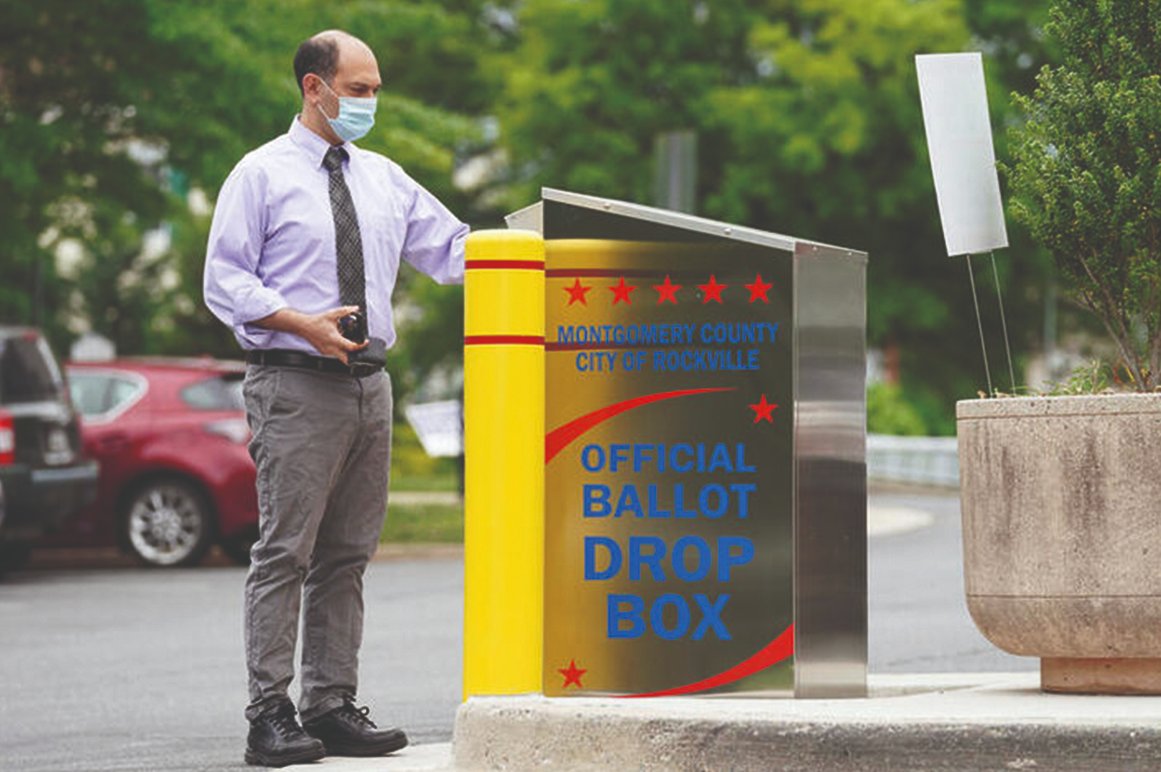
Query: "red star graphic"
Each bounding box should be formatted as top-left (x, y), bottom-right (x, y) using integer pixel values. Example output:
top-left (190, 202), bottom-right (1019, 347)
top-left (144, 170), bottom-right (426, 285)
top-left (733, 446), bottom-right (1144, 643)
top-left (749, 394), bottom-right (778, 424)
top-left (653, 275), bottom-right (682, 304)
top-left (564, 278), bottom-right (592, 306)
top-left (609, 277), bottom-right (637, 305)
top-left (558, 659), bottom-right (587, 689)
top-left (697, 274), bottom-right (727, 304)
top-left (745, 273), bottom-right (774, 304)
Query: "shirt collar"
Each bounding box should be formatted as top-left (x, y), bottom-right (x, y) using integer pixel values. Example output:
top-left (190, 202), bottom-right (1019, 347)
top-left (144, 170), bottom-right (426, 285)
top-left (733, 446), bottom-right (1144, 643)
top-left (288, 116), bottom-right (352, 169)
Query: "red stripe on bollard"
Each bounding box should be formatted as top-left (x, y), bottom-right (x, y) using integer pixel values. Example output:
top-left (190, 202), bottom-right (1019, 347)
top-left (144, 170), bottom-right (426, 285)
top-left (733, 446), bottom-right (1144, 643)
top-left (464, 335), bottom-right (546, 346)
top-left (465, 260), bottom-right (546, 271)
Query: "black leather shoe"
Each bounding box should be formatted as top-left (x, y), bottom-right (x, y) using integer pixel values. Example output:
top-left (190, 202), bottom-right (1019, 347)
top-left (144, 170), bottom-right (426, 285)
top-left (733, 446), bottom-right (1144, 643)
top-left (245, 702), bottom-right (326, 767)
top-left (303, 697), bottom-right (408, 757)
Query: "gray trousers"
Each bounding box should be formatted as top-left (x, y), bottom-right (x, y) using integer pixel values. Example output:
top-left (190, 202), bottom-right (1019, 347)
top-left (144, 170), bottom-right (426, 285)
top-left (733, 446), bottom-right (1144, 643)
top-left (241, 364), bottom-right (392, 722)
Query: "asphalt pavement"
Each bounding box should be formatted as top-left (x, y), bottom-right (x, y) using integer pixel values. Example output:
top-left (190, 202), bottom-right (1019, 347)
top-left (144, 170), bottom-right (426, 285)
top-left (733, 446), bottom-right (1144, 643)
top-left (0, 489), bottom-right (1032, 771)
top-left (0, 558), bottom-right (462, 772)
top-left (868, 489), bottom-right (1035, 674)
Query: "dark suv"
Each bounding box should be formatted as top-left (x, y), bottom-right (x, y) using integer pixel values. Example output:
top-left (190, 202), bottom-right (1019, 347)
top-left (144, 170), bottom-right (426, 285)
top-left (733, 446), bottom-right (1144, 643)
top-left (0, 328), bottom-right (98, 569)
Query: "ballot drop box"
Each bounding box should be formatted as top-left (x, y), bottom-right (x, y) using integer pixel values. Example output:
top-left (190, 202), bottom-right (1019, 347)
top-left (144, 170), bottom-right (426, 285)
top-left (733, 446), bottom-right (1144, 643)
top-left (464, 189), bottom-right (867, 699)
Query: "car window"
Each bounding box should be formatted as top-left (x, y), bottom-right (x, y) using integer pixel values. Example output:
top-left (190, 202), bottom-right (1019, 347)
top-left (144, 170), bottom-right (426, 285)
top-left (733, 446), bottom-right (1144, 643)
top-left (0, 335), bottom-right (63, 404)
top-left (180, 374), bottom-right (245, 411)
top-left (67, 371), bottom-right (147, 419)
top-left (108, 377), bottom-right (141, 409)
top-left (69, 373), bottom-right (113, 416)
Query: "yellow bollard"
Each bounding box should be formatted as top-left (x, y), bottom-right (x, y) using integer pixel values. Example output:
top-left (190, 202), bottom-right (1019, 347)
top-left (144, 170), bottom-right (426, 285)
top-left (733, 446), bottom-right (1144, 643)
top-left (462, 229), bottom-right (545, 699)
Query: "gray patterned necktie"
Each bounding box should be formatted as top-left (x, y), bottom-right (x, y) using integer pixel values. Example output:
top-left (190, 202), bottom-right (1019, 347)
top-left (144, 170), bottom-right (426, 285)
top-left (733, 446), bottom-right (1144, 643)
top-left (323, 146), bottom-right (366, 311)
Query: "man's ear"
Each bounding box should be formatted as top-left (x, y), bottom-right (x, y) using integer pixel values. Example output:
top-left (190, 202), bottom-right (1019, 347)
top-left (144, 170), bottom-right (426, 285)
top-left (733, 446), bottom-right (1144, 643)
top-left (303, 73), bottom-right (322, 100)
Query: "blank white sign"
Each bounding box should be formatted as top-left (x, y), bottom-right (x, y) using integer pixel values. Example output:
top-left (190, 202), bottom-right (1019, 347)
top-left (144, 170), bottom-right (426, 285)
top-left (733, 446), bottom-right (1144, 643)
top-left (916, 53), bottom-right (1009, 256)
top-left (404, 400), bottom-right (463, 457)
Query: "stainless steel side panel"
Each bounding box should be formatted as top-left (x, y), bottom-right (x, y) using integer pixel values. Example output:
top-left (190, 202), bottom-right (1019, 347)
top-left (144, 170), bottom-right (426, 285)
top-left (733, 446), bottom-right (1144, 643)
top-left (504, 201), bottom-right (543, 232)
top-left (504, 191), bottom-right (869, 698)
top-left (541, 188), bottom-right (800, 252)
top-left (793, 242), bottom-right (868, 698)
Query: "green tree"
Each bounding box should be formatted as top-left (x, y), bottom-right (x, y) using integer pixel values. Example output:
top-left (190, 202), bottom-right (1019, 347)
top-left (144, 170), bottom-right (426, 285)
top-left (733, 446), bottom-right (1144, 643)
top-left (0, 0), bottom-right (296, 349)
top-left (1007, 0), bottom-right (1161, 390)
top-left (964, 0), bottom-right (1055, 96)
top-left (499, 0), bottom-right (1055, 428)
top-left (707, 0), bottom-right (1056, 412)
top-left (704, 0), bottom-right (968, 338)
top-left (0, 0), bottom-right (498, 390)
top-left (499, 0), bottom-right (758, 205)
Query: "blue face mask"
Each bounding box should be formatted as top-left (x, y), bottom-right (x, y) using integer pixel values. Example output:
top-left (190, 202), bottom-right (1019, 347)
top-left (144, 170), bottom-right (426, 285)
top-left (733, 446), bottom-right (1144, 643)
top-left (317, 79), bottom-right (377, 143)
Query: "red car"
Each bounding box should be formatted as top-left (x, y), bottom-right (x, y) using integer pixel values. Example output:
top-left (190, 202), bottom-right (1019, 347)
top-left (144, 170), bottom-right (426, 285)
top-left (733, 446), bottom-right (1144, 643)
top-left (56, 358), bottom-right (257, 567)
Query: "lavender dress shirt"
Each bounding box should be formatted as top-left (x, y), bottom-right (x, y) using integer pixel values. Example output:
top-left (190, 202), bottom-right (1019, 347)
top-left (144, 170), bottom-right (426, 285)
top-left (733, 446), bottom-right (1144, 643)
top-left (204, 117), bottom-right (468, 353)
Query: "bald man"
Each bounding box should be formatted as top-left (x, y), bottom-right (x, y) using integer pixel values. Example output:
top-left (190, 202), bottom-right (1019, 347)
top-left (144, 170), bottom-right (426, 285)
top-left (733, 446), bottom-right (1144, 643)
top-left (205, 30), bottom-right (467, 767)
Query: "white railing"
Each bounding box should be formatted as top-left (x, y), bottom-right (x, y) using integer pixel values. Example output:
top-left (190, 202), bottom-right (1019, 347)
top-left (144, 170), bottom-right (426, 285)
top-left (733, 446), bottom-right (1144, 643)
top-left (866, 433), bottom-right (959, 488)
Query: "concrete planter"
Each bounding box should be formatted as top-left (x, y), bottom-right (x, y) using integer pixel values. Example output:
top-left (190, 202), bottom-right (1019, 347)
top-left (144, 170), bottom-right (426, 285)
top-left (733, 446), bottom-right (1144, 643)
top-left (958, 394), bottom-right (1161, 694)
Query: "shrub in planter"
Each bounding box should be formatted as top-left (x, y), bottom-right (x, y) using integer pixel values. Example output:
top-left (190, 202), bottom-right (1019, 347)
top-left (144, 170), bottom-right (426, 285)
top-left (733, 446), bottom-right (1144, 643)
top-left (960, 0), bottom-right (1161, 694)
top-left (1005, 0), bottom-right (1161, 390)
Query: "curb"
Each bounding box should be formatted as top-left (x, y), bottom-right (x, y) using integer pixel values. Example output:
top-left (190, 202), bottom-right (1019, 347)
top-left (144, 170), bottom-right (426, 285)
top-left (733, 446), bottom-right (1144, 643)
top-left (453, 674), bottom-right (1161, 771)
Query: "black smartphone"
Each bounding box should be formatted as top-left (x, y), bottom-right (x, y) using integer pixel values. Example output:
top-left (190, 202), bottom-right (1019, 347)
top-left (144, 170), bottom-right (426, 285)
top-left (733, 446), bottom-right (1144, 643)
top-left (337, 311), bottom-right (367, 344)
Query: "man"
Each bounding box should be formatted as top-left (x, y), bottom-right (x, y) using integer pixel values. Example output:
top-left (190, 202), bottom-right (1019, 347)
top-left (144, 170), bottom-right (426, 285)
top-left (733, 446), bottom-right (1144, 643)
top-left (204, 30), bottom-right (467, 767)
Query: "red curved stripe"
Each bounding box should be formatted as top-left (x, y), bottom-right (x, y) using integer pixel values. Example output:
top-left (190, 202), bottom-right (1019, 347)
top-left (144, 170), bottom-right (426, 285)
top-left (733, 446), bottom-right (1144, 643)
top-left (623, 624), bottom-right (795, 698)
top-left (544, 387), bottom-right (735, 464)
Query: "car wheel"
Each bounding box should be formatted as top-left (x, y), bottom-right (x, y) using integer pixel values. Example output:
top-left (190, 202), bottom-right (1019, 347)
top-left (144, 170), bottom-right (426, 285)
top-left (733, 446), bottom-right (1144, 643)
top-left (122, 479), bottom-right (214, 567)
top-left (219, 527), bottom-right (257, 566)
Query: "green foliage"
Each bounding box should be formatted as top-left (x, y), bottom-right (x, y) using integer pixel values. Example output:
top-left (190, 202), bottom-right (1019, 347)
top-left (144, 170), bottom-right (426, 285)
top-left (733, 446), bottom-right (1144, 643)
top-left (0, 0), bottom-right (167, 339)
top-left (705, 0), bottom-right (970, 345)
top-left (381, 501), bottom-right (464, 543)
top-left (866, 382), bottom-right (928, 436)
top-left (391, 421), bottom-right (460, 488)
top-left (907, 383), bottom-right (960, 436)
top-left (387, 276), bottom-right (465, 409)
top-left (1041, 359), bottom-right (1113, 395)
top-left (963, 0), bottom-right (1055, 97)
top-left (500, 0), bottom-right (1054, 426)
top-left (384, 415), bottom-right (464, 543)
top-left (499, 0), bottom-right (758, 206)
top-left (2, 0), bottom-right (1066, 424)
top-left (0, 0), bottom-right (495, 369)
top-left (1006, 0), bottom-right (1161, 390)
top-left (867, 381), bottom-right (957, 436)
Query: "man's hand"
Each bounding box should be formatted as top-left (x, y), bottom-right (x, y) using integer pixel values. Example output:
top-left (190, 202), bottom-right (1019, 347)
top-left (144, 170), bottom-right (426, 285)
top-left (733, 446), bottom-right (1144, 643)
top-left (252, 306), bottom-right (369, 365)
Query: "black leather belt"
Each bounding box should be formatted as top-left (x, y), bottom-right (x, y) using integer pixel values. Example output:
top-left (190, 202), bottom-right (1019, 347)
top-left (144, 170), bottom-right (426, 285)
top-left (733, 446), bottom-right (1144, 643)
top-left (246, 349), bottom-right (380, 378)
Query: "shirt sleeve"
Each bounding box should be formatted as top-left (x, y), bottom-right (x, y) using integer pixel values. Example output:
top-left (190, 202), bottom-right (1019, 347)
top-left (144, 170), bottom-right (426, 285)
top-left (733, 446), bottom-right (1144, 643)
top-left (203, 161), bottom-right (288, 348)
top-left (398, 171), bottom-right (469, 286)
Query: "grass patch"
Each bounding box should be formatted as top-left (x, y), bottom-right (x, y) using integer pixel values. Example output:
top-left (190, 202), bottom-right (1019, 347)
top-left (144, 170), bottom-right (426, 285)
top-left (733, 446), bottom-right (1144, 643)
top-left (391, 420), bottom-right (462, 492)
top-left (383, 420), bottom-right (463, 540)
top-left (391, 472), bottom-right (461, 493)
top-left (381, 502), bottom-right (463, 543)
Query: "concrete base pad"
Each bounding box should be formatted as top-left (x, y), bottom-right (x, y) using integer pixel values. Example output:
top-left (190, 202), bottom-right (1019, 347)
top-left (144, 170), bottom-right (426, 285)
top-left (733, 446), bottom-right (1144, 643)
top-left (1043, 657), bottom-right (1161, 694)
top-left (454, 674), bottom-right (1161, 771)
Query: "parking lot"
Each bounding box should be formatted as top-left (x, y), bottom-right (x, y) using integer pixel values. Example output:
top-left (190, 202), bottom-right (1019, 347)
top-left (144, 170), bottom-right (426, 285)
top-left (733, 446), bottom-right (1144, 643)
top-left (0, 490), bottom-right (1035, 772)
top-left (0, 554), bottom-right (462, 772)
